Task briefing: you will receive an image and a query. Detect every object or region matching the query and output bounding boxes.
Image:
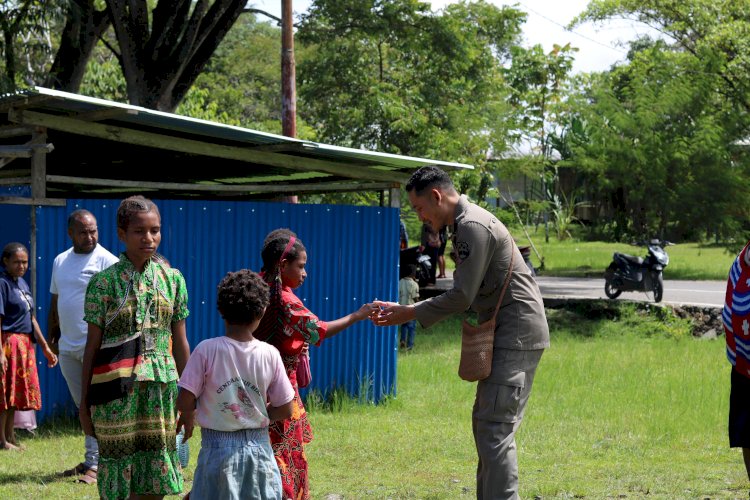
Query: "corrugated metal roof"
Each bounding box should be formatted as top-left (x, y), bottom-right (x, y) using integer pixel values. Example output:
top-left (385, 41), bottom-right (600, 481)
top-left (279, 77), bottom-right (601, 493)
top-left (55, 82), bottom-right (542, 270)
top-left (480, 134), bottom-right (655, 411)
top-left (0, 87), bottom-right (472, 199)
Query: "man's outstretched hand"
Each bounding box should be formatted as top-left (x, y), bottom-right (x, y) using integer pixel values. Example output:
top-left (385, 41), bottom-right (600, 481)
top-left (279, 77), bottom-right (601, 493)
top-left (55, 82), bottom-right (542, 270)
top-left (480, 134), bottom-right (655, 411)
top-left (371, 301), bottom-right (416, 327)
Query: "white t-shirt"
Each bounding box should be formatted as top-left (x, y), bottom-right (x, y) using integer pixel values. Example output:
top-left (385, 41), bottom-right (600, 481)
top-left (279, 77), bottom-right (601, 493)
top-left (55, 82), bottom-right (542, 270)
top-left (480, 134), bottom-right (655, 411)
top-left (178, 336), bottom-right (294, 432)
top-left (49, 245), bottom-right (118, 352)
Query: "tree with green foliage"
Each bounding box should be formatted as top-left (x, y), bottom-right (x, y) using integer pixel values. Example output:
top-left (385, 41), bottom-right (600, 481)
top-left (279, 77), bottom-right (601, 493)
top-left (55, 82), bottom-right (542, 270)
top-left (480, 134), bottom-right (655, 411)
top-left (106, 0), bottom-right (249, 111)
top-left (0, 0), bottom-right (61, 92)
top-left (504, 43), bottom-right (577, 162)
top-left (503, 42), bottom-right (577, 241)
top-left (2, 0), bottom-right (253, 113)
top-left (565, 41), bottom-right (750, 242)
top-left (190, 15), bottom-right (289, 133)
top-left (45, 0), bottom-right (110, 92)
top-left (296, 0), bottom-right (525, 178)
top-left (573, 0), bottom-right (750, 121)
top-left (569, 0), bottom-right (750, 244)
top-left (77, 36), bottom-right (242, 125)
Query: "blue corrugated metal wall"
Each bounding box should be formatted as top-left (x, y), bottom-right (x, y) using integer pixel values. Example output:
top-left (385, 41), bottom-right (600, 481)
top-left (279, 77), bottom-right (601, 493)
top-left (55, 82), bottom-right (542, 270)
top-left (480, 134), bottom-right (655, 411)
top-left (0, 186), bottom-right (31, 248)
top-left (11, 198), bottom-right (398, 423)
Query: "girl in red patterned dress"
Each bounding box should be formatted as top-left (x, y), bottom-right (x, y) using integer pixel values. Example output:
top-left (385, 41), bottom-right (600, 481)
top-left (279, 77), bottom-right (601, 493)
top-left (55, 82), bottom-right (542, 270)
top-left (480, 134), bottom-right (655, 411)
top-left (255, 229), bottom-right (376, 500)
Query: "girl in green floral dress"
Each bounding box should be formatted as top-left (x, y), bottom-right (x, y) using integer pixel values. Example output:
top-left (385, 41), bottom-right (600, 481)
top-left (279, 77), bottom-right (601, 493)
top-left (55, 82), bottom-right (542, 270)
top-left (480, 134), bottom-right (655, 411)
top-left (80, 196), bottom-right (190, 499)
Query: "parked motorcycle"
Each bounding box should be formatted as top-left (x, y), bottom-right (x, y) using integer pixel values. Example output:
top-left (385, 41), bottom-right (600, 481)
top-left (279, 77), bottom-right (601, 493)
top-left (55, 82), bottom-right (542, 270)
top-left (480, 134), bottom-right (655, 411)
top-left (400, 246), bottom-right (432, 288)
top-left (603, 239), bottom-right (671, 303)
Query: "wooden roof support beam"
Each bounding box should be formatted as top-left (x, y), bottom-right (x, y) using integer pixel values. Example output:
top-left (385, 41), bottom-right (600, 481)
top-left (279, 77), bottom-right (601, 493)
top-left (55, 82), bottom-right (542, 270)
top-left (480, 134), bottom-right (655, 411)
top-left (47, 174), bottom-right (397, 194)
top-left (0, 176), bottom-right (31, 185)
top-left (0, 125), bottom-right (33, 138)
top-left (0, 143), bottom-right (54, 158)
top-left (76, 108), bottom-right (139, 122)
top-left (0, 168), bottom-right (28, 178)
top-left (0, 94), bottom-right (52, 113)
top-left (9, 109), bottom-right (408, 184)
top-left (0, 196), bottom-right (65, 206)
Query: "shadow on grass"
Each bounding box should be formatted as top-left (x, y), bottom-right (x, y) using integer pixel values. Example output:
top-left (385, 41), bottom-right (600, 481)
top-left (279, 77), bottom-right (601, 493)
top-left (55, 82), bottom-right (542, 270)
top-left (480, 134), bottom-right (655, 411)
top-left (0, 467), bottom-right (73, 486)
top-left (32, 414), bottom-right (84, 438)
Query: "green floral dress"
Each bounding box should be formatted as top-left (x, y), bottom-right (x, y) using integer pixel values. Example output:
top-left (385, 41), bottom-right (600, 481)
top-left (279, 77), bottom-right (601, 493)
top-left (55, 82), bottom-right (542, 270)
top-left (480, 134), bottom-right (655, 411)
top-left (84, 254), bottom-right (189, 500)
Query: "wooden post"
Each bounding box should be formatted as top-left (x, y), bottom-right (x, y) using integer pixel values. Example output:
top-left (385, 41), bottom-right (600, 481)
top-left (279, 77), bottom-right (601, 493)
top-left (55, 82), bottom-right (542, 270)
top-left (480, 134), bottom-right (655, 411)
top-left (389, 186), bottom-right (401, 208)
top-left (29, 127), bottom-right (47, 304)
top-left (281, 0), bottom-right (298, 204)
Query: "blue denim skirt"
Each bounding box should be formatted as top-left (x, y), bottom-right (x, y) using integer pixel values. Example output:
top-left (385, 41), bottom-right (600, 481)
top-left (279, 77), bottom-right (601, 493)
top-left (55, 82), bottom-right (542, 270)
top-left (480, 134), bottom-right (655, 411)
top-left (190, 427), bottom-right (282, 500)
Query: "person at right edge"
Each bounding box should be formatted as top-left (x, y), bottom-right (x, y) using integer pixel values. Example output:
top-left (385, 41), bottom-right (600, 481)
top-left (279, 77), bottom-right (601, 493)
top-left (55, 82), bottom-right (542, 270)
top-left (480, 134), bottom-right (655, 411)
top-left (723, 239), bottom-right (750, 485)
top-left (373, 165), bottom-right (549, 499)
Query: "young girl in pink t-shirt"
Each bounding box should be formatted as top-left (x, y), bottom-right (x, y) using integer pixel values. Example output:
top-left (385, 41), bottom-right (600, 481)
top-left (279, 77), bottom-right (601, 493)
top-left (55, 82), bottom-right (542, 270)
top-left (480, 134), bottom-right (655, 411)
top-left (177, 270), bottom-right (294, 500)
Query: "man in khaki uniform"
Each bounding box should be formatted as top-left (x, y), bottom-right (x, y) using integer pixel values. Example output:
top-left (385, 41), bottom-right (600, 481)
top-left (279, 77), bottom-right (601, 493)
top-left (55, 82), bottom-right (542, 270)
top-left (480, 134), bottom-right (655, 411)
top-left (375, 166), bottom-right (549, 499)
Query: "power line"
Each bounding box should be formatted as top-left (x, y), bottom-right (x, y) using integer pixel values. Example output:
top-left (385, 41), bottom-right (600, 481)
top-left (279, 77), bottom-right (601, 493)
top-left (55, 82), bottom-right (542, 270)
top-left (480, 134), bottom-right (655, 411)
top-left (517, 0), bottom-right (629, 56)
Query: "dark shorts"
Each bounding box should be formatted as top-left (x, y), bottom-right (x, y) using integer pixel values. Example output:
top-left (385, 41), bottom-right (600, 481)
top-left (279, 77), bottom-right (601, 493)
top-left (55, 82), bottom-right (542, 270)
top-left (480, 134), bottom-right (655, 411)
top-left (729, 368), bottom-right (750, 448)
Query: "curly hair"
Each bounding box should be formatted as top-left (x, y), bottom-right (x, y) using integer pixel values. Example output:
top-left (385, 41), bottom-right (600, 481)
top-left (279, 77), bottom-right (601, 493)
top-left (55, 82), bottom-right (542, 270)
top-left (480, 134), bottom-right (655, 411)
top-left (117, 195), bottom-right (160, 231)
top-left (217, 269), bottom-right (270, 325)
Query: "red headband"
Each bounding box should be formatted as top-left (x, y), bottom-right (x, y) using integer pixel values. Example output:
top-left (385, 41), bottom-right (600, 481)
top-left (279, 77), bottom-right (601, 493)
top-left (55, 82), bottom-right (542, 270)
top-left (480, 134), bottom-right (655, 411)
top-left (279, 236), bottom-right (296, 264)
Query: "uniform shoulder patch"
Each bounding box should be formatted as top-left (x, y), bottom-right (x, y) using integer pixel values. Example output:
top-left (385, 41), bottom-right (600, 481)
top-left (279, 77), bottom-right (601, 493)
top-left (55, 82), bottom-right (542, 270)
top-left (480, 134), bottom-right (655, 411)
top-left (455, 241), bottom-right (470, 261)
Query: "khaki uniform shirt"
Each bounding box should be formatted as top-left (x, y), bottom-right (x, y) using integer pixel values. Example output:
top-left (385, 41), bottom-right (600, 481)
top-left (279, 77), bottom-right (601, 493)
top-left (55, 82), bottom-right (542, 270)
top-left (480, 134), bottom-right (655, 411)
top-left (414, 195), bottom-right (549, 350)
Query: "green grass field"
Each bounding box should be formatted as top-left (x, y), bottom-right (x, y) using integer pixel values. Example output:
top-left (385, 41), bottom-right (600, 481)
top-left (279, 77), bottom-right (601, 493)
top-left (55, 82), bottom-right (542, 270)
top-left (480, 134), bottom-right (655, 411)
top-left (441, 235), bottom-right (735, 281)
top-left (1, 307), bottom-right (746, 499)
top-left (522, 240), bottom-right (737, 281)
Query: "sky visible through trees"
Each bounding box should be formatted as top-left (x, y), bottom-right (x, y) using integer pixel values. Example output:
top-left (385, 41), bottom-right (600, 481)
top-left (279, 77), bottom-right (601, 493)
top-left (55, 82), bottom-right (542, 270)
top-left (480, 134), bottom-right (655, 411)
top-left (251, 0), bottom-right (661, 73)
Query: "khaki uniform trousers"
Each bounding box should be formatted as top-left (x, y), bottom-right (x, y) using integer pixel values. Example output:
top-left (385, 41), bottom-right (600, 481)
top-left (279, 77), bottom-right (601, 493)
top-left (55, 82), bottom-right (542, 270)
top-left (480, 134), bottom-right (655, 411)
top-left (472, 348), bottom-right (544, 500)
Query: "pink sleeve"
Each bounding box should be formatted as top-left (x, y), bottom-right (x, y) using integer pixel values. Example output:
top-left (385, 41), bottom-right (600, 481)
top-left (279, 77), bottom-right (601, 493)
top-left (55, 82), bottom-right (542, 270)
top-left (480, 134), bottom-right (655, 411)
top-left (267, 350), bottom-right (295, 407)
top-left (177, 344), bottom-right (206, 398)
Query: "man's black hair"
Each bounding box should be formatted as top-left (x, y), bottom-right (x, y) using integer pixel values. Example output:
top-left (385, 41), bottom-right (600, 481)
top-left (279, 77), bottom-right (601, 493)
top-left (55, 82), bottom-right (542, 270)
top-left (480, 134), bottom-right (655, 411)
top-left (67, 209), bottom-right (94, 230)
top-left (405, 165), bottom-right (455, 196)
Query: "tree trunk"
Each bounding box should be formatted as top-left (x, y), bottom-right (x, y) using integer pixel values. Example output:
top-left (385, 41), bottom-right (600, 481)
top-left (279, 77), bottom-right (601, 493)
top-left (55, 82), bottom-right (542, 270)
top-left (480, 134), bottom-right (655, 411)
top-left (44, 2), bottom-right (111, 92)
top-left (108, 0), bottom-right (247, 112)
top-left (2, 30), bottom-right (15, 89)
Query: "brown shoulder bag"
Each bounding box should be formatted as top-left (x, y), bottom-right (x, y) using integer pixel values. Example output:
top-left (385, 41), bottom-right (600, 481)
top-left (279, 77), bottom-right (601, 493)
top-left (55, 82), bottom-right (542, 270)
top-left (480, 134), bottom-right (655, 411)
top-left (458, 247), bottom-right (514, 382)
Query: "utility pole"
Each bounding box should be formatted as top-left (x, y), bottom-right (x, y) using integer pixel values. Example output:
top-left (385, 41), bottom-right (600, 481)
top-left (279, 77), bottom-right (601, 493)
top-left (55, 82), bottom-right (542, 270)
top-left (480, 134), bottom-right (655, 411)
top-left (281, 0), bottom-right (298, 202)
top-left (281, 0), bottom-right (296, 138)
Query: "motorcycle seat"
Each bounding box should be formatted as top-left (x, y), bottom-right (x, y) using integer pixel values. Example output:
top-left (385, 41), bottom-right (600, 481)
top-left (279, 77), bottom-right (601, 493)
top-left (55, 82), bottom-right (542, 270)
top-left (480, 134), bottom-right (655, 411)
top-left (614, 252), bottom-right (643, 266)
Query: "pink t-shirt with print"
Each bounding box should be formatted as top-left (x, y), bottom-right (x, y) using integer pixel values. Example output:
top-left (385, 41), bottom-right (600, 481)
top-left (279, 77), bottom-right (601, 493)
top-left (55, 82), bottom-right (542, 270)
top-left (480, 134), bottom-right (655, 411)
top-left (178, 336), bottom-right (294, 432)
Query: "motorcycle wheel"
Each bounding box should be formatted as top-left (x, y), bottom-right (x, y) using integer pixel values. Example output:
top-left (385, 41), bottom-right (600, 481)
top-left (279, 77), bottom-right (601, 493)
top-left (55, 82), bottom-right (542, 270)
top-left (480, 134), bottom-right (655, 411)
top-left (417, 268), bottom-right (430, 288)
top-left (653, 273), bottom-right (664, 303)
top-left (604, 281), bottom-right (622, 299)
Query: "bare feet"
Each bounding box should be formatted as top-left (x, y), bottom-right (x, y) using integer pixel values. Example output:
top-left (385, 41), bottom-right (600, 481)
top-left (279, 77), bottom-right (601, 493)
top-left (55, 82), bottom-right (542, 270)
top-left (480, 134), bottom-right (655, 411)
top-left (8, 440), bottom-right (26, 450)
top-left (1, 440), bottom-right (20, 451)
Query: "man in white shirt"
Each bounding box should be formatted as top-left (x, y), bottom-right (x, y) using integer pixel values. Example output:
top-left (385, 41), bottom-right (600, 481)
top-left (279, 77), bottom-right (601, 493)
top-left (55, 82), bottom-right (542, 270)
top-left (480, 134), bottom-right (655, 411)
top-left (49, 209), bottom-right (118, 485)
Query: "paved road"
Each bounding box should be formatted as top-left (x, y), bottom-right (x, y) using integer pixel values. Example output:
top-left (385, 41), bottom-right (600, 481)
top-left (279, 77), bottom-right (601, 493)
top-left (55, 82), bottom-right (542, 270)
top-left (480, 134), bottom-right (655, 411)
top-left (424, 274), bottom-right (727, 308)
top-left (535, 276), bottom-right (726, 308)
